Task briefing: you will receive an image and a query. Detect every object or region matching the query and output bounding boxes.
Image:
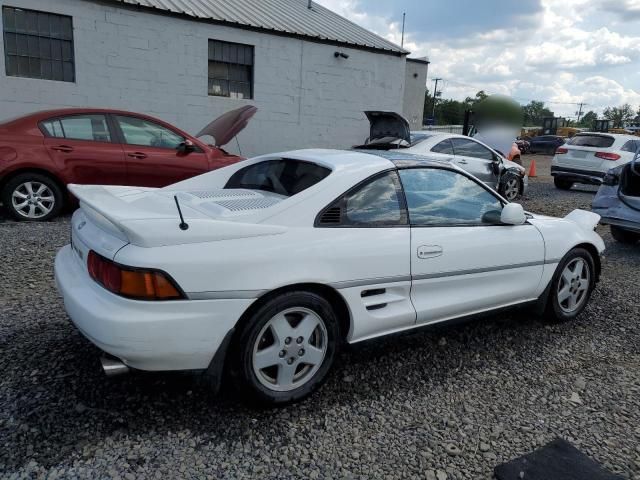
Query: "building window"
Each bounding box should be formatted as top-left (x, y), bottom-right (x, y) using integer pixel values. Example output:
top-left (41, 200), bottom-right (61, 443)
top-left (208, 39), bottom-right (253, 99)
top-left (2, 6), bottom-right (75, 82)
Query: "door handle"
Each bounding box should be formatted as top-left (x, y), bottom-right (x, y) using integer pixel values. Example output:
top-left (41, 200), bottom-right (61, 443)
top-left (128, 152), bottom-right (147, 159)
top-left (457, 159), bottom-right (468, 164)
top-left (51, 145), bottom-right (74, 153)
top-left (417, 245), bottom-right (443, 259)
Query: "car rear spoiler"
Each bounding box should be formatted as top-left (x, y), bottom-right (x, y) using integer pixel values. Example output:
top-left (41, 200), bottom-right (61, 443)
top-left (68, 184), bottom-right (287, 248)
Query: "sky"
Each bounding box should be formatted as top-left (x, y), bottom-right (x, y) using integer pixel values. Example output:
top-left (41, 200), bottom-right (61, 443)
top-left (316, 0), bottom-right (640, 119)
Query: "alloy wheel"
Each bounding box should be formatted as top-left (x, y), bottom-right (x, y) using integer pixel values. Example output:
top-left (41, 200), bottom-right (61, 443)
top-left (557, 258), bottom-right (590, 314)
top-left (11, 181), bottom-right (56, 219)
top-left (252, 307), bottom-right (328, 392)
top-left (504, 178), bottom-right (520, 201)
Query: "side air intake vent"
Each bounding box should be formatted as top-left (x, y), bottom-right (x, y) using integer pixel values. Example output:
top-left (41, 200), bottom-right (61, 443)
top-left (319, 207), bottom-right (341, 224)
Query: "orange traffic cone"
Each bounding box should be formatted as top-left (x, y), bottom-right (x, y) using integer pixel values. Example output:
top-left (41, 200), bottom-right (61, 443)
top-left (528, 159), bottom-right (537, 178)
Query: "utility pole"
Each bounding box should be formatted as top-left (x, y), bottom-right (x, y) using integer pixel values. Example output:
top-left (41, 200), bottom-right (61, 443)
top-left (576, 102), bottom-right (585, 124)
top-left (401, 12), bottom-right (405, 47)
top-left (431, 78), bottom-right (442, 120)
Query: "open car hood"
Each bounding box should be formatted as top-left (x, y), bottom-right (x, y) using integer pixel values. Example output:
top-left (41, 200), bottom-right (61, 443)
top-left (364, 111), bottom-right (411, 145)
top-left (196, 105), bottom-right (257, 147)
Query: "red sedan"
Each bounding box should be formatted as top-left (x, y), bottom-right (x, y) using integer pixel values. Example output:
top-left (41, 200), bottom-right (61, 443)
top-left (0, 106), bottom-right (256, 220)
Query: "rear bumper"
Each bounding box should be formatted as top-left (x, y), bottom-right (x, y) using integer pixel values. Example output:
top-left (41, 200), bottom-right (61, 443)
top-left (54, 245), bottom-right (252, 371)
top-left (551, 166), bottom-right (605, 185)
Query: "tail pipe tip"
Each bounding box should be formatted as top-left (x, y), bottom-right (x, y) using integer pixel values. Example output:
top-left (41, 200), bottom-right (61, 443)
top-left (100, 355), bottom-right (130, 377)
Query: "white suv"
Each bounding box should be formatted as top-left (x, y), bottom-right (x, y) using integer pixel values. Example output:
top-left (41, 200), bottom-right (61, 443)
top-left (551, 133), bottom-right (640, 190)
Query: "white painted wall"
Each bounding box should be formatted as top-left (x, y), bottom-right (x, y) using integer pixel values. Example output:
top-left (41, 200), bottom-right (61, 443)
top-left (402, 59), bottom-right (428, 131)
top-left (0, 0), bottom-right (408, 157)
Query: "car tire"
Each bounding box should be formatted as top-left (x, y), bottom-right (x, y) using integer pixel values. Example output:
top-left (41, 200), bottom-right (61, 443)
top-left (1, 173), bottom-right (64, 221)
top-left (499, 171), bottom-right (522, 201)
top-left (610, 225), bottom-right (640, 244)
top-left (554, 177), bottom-right (573, 190)
top-left (544, 248), bottom-right (596, 323)
top-left (232, 291), bottom-right (340, 405)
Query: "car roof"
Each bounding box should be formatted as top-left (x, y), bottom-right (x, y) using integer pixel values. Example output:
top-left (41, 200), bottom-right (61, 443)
top-left (264, 148), bottom-right (455, 172)
top-left (0, 108), bottom-right (181, 132)
top-left (575, 132), bottom-right (637, 139)
top-left (359, 149), bottom-right (455, 168)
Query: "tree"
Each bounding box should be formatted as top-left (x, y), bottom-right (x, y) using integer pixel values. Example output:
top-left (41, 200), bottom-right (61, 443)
top-left (603, 103), bottom-right (634, 128)
top-left (522, 101), bottom-right (553, 126)
top-left (579, 110), bottom-right (597, 128)
top-left (464, 90), bottom-right (488, 106)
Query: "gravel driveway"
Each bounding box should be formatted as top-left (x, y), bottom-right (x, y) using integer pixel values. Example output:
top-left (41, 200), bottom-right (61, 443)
top-left (1, 155), bottom-right (639, 479)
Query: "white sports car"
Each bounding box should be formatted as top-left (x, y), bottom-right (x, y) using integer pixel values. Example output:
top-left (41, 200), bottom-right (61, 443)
top-left (55, 149), bottom-right (605, 405)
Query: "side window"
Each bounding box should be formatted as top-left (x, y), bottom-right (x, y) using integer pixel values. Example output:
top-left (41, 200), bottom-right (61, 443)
top-left (115, 115), bottom-right (184, 149)
top-left (621, 140), bottom-right (639, 153)
top-left (399, 168), bottom-right (502, 226)
top-left (317, 171), bottom-right (407, 226)
top-left (451, 138), bottom-right (494, 161)
top-left (41, 115), bottom-right (111, 142)
top-left (430, 139), bottom-right (454, 155)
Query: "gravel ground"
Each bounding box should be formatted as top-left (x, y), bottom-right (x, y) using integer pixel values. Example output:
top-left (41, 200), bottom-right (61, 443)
top-left (1, 154), bottom-right (640, 479)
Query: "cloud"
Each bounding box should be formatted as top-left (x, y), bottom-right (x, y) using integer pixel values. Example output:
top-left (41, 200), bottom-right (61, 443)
top-left (600, 0), bottom-right (640, 20)
top-left (316, 0), bottom-right (640, 117)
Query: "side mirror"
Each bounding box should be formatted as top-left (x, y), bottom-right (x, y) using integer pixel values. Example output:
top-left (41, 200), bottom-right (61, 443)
top-left (177, 139), bottom-right (196, 154)
top-left (500, 203), bottom-right (526, 225)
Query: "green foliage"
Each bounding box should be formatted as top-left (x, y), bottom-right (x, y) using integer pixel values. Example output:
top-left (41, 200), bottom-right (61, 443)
top-left (522, 101), bottom-right (553, 126)
top-left (421, 90), bottom-right (639, 130)
top-left (423, 90), bottom-right (496, 125)
top-left (603, 104), bottom-right (635, 128)
top-left (578, 111), bottom-right (597, 128)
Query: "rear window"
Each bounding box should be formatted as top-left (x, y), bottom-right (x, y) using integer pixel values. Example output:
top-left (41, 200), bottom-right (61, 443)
top-left (225, 159), bottom-right (331, 197)
top-left (568, 135), bottom-right (615, 148)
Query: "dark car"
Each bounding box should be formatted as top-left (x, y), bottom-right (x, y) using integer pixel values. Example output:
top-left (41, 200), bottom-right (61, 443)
top-left (528, 135), bottom-right (565, 154)
top-left (592, 147), bottom-right (640, 244)
top-left (0, 106), bottom-right (256, 220)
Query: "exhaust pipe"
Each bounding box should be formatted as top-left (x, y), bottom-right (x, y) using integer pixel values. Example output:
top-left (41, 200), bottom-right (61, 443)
top-left (100, 355), bottom-right (130, 377)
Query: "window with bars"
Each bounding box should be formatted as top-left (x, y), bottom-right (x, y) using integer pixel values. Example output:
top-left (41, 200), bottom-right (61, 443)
top-left (208, 39), bottom-right (253, 99)
top-left (2, 6), bottom-right (74, 82)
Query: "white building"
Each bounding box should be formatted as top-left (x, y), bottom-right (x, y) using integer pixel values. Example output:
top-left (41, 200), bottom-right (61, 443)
top-left (0, 0), bottom-right (427, 157)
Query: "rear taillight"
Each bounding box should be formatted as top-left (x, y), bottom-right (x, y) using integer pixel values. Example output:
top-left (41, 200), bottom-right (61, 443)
top-left (87, 250), bottom-right (184, 300)
top-left (555, 147), bottom-right (568, 154)
top-left (595, 152), bottom-right (620, 161)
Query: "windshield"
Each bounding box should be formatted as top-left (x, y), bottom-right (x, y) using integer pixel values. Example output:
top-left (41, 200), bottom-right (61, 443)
top-left (568, 134), bottom-right (615, 148)
top-left (225, 159), bottom-right (331, 197)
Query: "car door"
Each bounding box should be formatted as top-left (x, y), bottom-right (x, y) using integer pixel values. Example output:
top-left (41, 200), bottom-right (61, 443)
top-left (112, 114), bottom-right (210, 187)
top-left (314, 171), bottom-right (415, 342)
top-left (450, 137), bottom-right (500, 187)
top-left (41, 114), bottom-right (127, 185)
top-left (397, 167), bottom-right (545, 324)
